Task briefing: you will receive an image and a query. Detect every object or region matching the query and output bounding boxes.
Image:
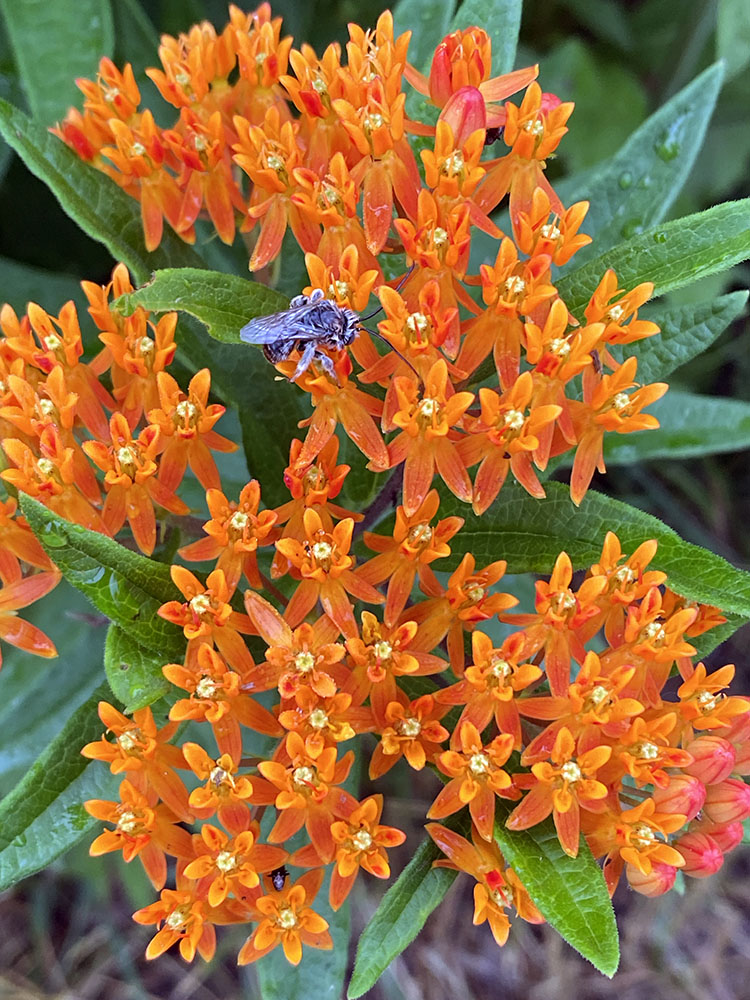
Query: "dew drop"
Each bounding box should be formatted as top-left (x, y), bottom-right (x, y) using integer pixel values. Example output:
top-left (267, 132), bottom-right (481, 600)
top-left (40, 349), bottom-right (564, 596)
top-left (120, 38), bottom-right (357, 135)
top-left (653, 231), bottom-right (668, 244)
top-left (620, 218), bottom-right (644, 239)
top-left (618, 171), bottom-right (633, 190)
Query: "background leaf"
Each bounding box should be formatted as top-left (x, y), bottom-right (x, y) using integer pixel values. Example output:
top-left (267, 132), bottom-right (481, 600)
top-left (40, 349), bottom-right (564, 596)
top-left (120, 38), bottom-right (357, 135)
top-left (717, 0), bottom-right (750, 79)
top-left (493, 803), bottom-right (619, 977)
top-left (348, 833), bottom-right (459, 998)
top-left (20, 494), bottom-right (186, 660)
top-left (104, 624), bottom-right (170, 713)
top-left (0, 682), bottom-right (118, 890)
top-left (555, 63), bottom-right (723, 264)
top-left (0, 0), bottom-right (114, 124)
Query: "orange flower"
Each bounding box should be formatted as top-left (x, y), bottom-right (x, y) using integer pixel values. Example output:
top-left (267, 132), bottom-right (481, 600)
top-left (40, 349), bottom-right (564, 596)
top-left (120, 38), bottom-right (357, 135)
top-left (677, 662), bottom-right (750, 732)
top-left (428, 722), bottom-right (516, 841)
top-left (587, 531), bottom-right (667, 645)
top-left (133, 882), bottom-right (218, 963)
top-left (83, 413), bottom-right (189, 555)
top-left (0, 497), bottom-right (55, 585)
top-left (570, 356), bottom-right (667, 505)
top-left (243, 589), bottom-right (349, 699)
top-left (278, 685), bottom-right (374, 756)
top-left (0, 571), bottom-right (60, 666)
top-left (387, 358), bottom-right (474, 516)
top-left (274, 508), bottom-right (383, 638)
top-left (163, 642), bottom-right (282, 762)
top-left (237, 869), bottom-right (332, 966)
top-left (344, 610), bottom-right (445, 724)
top-left (147, 368), bottom-right (237, 493)
top-left (359, 490), bottom-right (464, 625)
top-left (326, 794), bottom-right (406, 908)
top-left (182, 742), bottom-right (255, 833)
top-left (177, 481), bottom-right (277, 591)
top-left (256, 731), bottom-right (357, 861)
top-left (506, 727), bottom-right (611, 857)
top-left (438, 631), bottom-right (542, 749)
top-left (81, 702), bottom-right (191, 822)
top-left (514, 187), bottom-right (591, 268)
top-left (458, 372), bottom-right (562, 512)
top-left (369, 692), bottom-right (449, 778)
top-left (183, 822), bottom-right (288, 906)
top-left (85, 778), bottom-right (194, 889)
top-left (158, 566), bottom-right (255, 673)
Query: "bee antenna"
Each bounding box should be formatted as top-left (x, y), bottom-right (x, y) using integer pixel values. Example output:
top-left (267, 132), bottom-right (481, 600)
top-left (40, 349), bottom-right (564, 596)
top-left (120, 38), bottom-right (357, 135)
top-left (362, 326), bottom-right (422, 383)
top-left (360, 263), bottom-right (416, 322)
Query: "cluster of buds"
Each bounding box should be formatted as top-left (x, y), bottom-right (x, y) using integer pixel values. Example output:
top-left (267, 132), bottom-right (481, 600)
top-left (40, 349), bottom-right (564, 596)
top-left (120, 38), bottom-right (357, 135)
top-left (0, 0), bottom-right (744, 973)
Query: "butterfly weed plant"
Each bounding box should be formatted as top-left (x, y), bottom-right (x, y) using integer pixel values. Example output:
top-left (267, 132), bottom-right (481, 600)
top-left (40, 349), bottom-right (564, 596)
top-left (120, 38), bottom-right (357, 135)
top-left (1, 1), bottom-right (750, 993)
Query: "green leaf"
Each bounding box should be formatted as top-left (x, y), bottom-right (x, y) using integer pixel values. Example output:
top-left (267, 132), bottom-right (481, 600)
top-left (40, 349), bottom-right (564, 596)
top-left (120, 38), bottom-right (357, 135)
top-left (443, 481), bottom-right (750, 621)
top-left (556, 63), bottom-right (724, 265)
top-left (717, 0), bottom-right (750, 79)
top-left (104, 624), bottom-right (170, 713)
top-left (257, 868), bottom-right (351, 1000)
top-left (555, 199), bottom-right (750, 321)
top-left (114, 267), bottom-right (308, 501)
top-left (0, 579), bottom-right (106, 796)
top-left (0, 98), bottom-right (205, 285)
top-left (0, 253), bottom-right (88, 316)
top-left (493, 803), bottom-right (619, 976)
top-left (450, 0), bottom-right (522, 75)
top-left (631, 291), bottom-right (748, 384)
top-left (348, 833), bottom-right (459, 998)
top-left (0, 0), bottom-right (114, 124)
top-left (115, 267), bottom-right (289, 344)
top-left (20, 494), bottom-right (185, 660)
top-left (394, 0), bottom-right (453, 73)
top-left (600, 390), bottom-right (750, 465)
top-left (0, 681), bottom-right (119, 890)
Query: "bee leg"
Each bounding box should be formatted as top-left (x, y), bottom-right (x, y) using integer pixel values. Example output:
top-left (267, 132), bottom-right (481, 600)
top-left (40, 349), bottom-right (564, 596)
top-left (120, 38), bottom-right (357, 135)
top-left (290, 341), bottom-right (319, 381)
top-left (313, 349), bottom-right (338, 381)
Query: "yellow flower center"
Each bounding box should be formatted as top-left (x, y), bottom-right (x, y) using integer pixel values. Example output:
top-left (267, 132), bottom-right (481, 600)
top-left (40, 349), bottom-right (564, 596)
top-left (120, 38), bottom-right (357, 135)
top-left (295, 651), bottom-right (316, 673)
top-left (441, 150), bottom-right (465, 176)
top-left (587, 685), bottom-right (609, 705)
top-left (418, 396), bottom-right (440, 419)
top-left (630, 823), bottom-right (656, 849)
top-left (117, 810), bottom-right (139, 834)
top-left (293, 766), bottom-right (315, 788)
top-left (612, 392), bottom-right (631, 412)
top-left (502, 408), bottom-right (525, 432)
top-left (540, 222), bottom-right (561, 240)
top-left (633, 740), bottom-right (659, 760)
top-left (505, 275), bottom-right (526, 297)
top-left (432, 227), bottom-right (449, 249)
top-left (489, 657), bottom-right (512, 680)
top-left (166, 906), bottom-right (189, 930)
top-left (312, 540), bottom-right (333, 567)
top-left (215, 850), bottom-right (237, 873)
top-left (266, 153), bottom-right (285, 173)
top-left (469, 752), bottom-right (490, 775)
top-left (466, 584), bottom-right (485, 604)
top-left (612, 565), bottom-right (635, 586)
top-left (37, 458), bottom-right (56, 478)
top-left (395, 716), bottom-right (421, 738)
top-left (210, 765), bottom-right (229, 786)
top-left (118, 730), bottom-right (140, 752)
top-left (697, 690), bottom-right (720, 714)
top-left (548, 337), bottom-right (571, 360)
top-left (196, 677), bottom-right (219, 699)
top-left (607, 304), bottom-right (625, 323)
top-left (230, 511), bottom-right (249, 532)
top-left (277, 906), bottom-right (298, 930)
top-left (352, 829), bottom-right (373, 851)
top-left (406, 522), bottom-right (433, 549)
top-left (523, 118), bottom-right (544, 136)
top-left (373, 640), bottom-right (393, 661)
top-left (117, 446), bottom-right (138, 476)
top-left (363, 112), bottom-right (385, 133)
top-left (190, 593), bottom-right (213, 617)
top-left (38, 398), bottom-right (56, 418)
top-left (561, 761), bottom-right (582, 783)
top-left (329, 279), bottom-right (350, 299)
top-left (641, 622), bottom-right (666, 644)
top-left (175, 399), bottom-right (198, 425)
top-left (309, 708), bottom-right (329, 730)
top-left (139, 336), bottom-right (155, 357)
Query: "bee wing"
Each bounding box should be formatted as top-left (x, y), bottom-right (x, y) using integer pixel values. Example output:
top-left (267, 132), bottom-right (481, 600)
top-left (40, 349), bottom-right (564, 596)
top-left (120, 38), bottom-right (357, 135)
top-left (239, 302), bottom-right (321, 345)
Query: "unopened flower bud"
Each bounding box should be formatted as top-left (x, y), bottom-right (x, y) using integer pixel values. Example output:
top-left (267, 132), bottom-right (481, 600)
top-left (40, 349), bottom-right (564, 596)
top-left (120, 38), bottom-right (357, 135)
top-left (683, 735), bottom-right (736, 785)
top-left (674, 832), bottom-right (724, 878)
top-left (626, 861), bottom-right (677, 897)
top-left (652, 774), bottom-right (705, 821)
top-left (691, 819), bottom-right (744, 854)
top-left (702, 777), bottom-right (750, 824)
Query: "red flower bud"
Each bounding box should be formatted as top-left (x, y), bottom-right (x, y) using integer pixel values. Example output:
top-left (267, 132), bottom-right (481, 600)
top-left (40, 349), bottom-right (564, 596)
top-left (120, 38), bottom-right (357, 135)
top-left (674, 832), bottom-right (724, 877)
top-left (626, 861), bottom-right (677, 897)
top-left (439, 87), bottom-right (487, 146)
top-left (691, 820), bottom-right (744, 854)
top-left (652, 774), bottom-right (705, 821)
top-left (702, 777), bottom-right (750, 824)
top-left (684, 735), bottom-right (736, 785)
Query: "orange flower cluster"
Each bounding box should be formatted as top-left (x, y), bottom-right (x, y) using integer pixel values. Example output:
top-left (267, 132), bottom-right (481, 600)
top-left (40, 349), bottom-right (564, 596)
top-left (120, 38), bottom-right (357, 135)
top-left (0, 0), bottom-right (743, 973)
top-left (55, 4), bottom-right (667, 513)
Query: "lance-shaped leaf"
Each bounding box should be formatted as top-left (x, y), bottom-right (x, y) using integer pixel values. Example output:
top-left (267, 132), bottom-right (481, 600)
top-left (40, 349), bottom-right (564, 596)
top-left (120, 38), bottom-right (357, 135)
top-left (493, 802), bottom-right (619, 976)
top-left (0, 98), bottom-right (205, 285)
top-left (556, 199), bottom-right (750, 321)
top-left (629, 291), bottom-right (748, 384)
top-left (348, 832), bottom-right (460, 998)
top-left (0, 0), bottom-right (114, 124)
top-left (442, 482), bottom-right (750, 622)
top-left (450, 0), bottom-right (522, 76)
top-left (0, 681), bottom-right (119, 889)
top-left (556, 63), bottom-right (724, 264)
top-left (115, 267), bottom-right (309, 505)
top-left (104, 624), bottom-right (170, 713)
top-left (20, 494), bottom-right (185, 660)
